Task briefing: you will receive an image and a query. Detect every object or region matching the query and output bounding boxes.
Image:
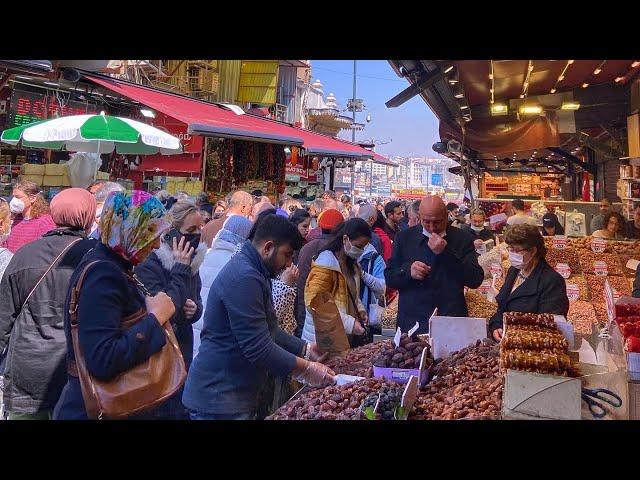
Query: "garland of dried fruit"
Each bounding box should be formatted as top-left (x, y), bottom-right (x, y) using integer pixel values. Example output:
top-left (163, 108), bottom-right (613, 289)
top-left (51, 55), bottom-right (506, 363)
top-left (205, 138), bottom-right (233, 193)
top-left (273, 144), bottom-right (286, 194)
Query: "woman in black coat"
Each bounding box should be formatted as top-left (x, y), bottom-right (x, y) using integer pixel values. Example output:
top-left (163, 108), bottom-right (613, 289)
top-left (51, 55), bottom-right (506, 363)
top-left (134, 200), bottom-right (205, 419)
top-left (488, 224), bottom-right (569, 341)
top-left (53, 191), bottom-right (177, 420)
top-left (0, 188), bottom-right (97, 420)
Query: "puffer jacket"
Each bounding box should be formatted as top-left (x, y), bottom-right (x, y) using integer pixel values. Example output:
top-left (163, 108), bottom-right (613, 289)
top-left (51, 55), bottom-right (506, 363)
top-left (194, 237), bottom-right (242, 357)
top-left (134, 241), bottom-right (206, 370)
top-left (0, 229), bottom-right (96, 414)
top-left (301, 250), bottom-right (366, 342)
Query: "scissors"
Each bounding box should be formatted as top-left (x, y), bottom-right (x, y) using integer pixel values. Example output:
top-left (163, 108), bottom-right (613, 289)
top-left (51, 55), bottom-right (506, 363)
top-left (581, 388), bottom-right (622, 419)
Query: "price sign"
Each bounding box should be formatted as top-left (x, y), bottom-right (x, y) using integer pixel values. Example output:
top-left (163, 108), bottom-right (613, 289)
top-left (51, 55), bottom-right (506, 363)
top-left (478, 280), bottom-right (492, 297)
top-left (594, 261), bottom-right (609, 276)
top-left (591, 238), bottom-right (607, 253)
top-left (553, 235), bottom-right (568, 250)
top-left (490, 263), bottom-right (502, 279)
top-left (555, 263), bottom-right (571, 279)
top-left (566, 284), bottom-right (580, 302)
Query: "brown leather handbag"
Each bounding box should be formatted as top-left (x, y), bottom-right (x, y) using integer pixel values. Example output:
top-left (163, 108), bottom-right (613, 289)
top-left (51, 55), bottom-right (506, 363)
top-left (68, 260), bottom-right (187, 420)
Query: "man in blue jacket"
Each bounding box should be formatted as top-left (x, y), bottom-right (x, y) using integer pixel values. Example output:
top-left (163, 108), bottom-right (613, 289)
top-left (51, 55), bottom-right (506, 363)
top-left (183, 214), bottom-right (335, 420)
top-left (385, 195), bottom-right (484, 334)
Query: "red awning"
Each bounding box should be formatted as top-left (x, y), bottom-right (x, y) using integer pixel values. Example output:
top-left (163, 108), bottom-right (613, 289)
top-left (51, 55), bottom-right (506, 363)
top-left (84, 74), bottom-right (304, 146)
top-left (371, 152), bottom-right (397, 167)
top-left (84, 73), bottom-right (375, 158)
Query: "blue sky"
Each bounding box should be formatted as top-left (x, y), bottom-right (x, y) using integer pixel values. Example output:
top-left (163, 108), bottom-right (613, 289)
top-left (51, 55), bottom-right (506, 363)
top-left (309, 60), bottom-right (442, 158)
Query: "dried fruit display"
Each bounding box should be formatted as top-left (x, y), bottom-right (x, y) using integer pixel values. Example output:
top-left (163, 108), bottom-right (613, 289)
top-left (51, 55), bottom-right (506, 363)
top-left (611, 240), bottom-right (640, 257)
top-left (578, 252), bottom-right (624, 277)
top-left (592, 302), bottom-right (609, 326)
top-left (380, 295), bottom-right (398, 330)
top-left (585, 274), bottom-right (631, 303)
top-left (570, 236), bottom-right (612, 253)
top-left (372, 334), bottom-right (432, 370)
top-left (566, 275), bottom-right (590, 301)
top-left (500, 349), bottom-right (575, 376)
top-left (465, 289), bottom-right (498, 319)
top-left (503, 312), bottom-right (557, 329)
top-left (325, 340), bottom-right (394, 377)
top-left (361, 384), bottom-right (404, 420)
top-left (411, 377), bottom-right (504, 420)
top-left (567, 301), bottom-right (598, 335)
top-left (502, 329), bottom-right (568, 352)
top-left (266, 377), bottom-right (401, 420)
top-left (429, 340), bottom-right (500, 388)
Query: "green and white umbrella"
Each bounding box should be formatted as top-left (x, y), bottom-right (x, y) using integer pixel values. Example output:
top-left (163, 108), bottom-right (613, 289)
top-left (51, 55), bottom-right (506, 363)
top-left (0, 113), bottom-right (182, 154)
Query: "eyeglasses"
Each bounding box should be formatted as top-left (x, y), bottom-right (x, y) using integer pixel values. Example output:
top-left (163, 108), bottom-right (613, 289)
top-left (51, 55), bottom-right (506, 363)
top-left (507, 246), bottom-right (528, 254)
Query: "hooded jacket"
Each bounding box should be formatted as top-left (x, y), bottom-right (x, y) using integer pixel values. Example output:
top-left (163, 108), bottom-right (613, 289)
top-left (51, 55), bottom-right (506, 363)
top-left (358, 242), bottom-right (386, 307)
top-left (134, 241), bottom-right (206, 369)
top-left (301, 250), bottom-right (366, 343)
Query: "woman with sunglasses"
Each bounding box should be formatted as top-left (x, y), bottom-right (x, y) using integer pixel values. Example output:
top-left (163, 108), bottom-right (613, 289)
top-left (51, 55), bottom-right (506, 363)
top-left (488, 224), bottom-right (569, 342)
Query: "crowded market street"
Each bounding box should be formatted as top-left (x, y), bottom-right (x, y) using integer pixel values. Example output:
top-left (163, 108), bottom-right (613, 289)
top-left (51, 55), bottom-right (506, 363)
top-left (1, 59), bottom-right (639, 421)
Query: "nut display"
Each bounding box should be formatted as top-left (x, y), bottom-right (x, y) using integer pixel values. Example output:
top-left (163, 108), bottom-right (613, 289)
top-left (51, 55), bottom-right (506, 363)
top-left (372, 334), bottom-right (432, 369)
top-left (566, 275), bottom-right (590, 301)
top-left (578, 252), bottom-right (624, 277)
top-left (266, 377), bottom-right (401, 420)
top-left (325, 340), bottom-right (394, 377)
top-left (567, 301), bottom-right (597, 335)
top-left (465, 289), bottom-right (498, 319)
top-left (570, 236), bottom-right (612, 253)
top-left (411, 377), bottom-right (504, 420)
top-left (545, 247), bottom-right (581, 274)
top-left (380, 295), bottom-right (398, 330)
top-left (585, 274), bottom-right (632, 302)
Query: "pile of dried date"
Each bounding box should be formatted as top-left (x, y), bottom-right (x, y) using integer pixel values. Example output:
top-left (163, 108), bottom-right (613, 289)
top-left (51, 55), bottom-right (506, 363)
top-left (325, 340), bottom-right (394, 377)
top-left (372, 334), bottom-right (432, 369)
top-left (429, 339), bottom-right (501, 388)
top-left (266, 377), bottom-right (401, 420)
top-left (410, 377), bottom-right (504, 420)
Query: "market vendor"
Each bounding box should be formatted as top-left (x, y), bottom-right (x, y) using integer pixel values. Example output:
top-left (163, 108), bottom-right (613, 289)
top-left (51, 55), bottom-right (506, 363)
top-left (488, 224), bottom-right (569, 341)
top-left (541, 212), bottom-right (564, 236)
top-left (461, 208), bottom-right (495, 249)
top-left (385, 195), bottom-right (484, 333)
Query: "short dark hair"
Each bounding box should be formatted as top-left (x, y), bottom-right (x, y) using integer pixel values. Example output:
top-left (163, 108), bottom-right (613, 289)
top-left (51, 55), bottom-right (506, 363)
top-left (251, 189), bottom-right (263, 197)
top-left (446, 202), bottom-right (459, 212)
top-left (248, 208), bottom-right (277, 240)
top-left (322, 218), bottom-right (372, 258)
top-left (505, 224), bottom-right (547, 260)
top-left (252, 213), bottom-right (304, 251)
top-left (289, 208), bottom-right (311, 227)
top-left (512, 199), bottom-right (525, 211)
top-left (410, 200), bottom-right (421, 215)
top-left (384, 201), bottom-right (402, 216)
top-left (372, 210), bottom-right (387, 230)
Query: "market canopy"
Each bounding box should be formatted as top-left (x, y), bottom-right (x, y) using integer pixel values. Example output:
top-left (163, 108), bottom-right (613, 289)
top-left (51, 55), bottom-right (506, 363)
top-left (371, 151), bottom-right (397, 167)
top-left (84, 74), bottom-right (305, 146)
top-left (83, 73), bottom-right (375, 159)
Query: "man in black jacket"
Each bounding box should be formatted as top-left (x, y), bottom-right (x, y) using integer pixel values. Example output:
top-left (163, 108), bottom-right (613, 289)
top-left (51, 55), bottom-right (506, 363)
top-left (385, 196), bottom-right (484, 333)
top-left (461, 209), bottom-right (495, 249)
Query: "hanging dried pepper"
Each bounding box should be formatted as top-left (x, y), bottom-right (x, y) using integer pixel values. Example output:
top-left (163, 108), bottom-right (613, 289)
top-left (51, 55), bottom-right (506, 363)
top-left (256, 143), bottom-right (267, 179)
top-left (266, 143), bottom-right (275, 177)
top-left (233, 141), bottom-right (249, 185)
top-left (273, 144), bottom-right (286, 194)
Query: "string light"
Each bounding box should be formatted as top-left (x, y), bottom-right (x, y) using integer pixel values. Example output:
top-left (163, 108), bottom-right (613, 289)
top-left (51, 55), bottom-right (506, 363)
top-left (550, 60), bottom-right (573, 94)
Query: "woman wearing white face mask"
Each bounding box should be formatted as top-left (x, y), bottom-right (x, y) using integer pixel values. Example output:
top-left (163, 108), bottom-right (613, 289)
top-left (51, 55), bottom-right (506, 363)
top-left (488, 224), bottom-right (569, 342)
top-left (302, 218), bottom-right (371, 343)
top-left (5, 180), bottom-right (56, 254)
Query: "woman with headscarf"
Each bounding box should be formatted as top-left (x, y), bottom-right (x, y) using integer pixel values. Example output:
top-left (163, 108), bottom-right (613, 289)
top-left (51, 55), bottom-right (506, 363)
top-left (0, 188), bottom-right (97, 420)
top-left (53, 191), bottom-right (176, 420)
top-left (134, 201), bottom-right (205, 419)
top-left (195, 215), bottom-right (253, 358)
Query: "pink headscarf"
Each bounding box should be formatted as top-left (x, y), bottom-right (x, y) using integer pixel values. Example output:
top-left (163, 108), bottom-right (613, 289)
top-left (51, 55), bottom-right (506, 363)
top-left (50, 188), bottom-right (97, 233)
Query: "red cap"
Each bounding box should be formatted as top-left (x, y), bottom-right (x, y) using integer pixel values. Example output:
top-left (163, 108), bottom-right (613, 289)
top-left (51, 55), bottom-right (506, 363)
top-left (318, 208), bottom-right (344, 230)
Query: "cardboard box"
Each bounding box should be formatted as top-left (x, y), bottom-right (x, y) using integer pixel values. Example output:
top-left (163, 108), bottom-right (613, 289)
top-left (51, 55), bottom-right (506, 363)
top-left (429, 312), bottom-right (488, 360)
top-left (19, 174), bottom-right (44, 186)
top-left (43, 175), bottom-right (63, 187)
top-left (61, 174), bottom-right (71, 187)
top-left (502, 369), bottom-right (582, 420)
top-left (22, 164), bottom-right (45, 175)
top-left (45, 163), bottom-right (67, 176)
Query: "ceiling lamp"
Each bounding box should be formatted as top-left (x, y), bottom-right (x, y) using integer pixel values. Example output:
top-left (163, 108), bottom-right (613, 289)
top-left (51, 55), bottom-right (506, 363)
top-left (519, 104), bottom-right (543, 115)
top-left (550, 88), bottom-right (557, 94)
top-left (632, 61), bottom-right (640, 68)
top-left (582, 83), bottom-right (589, 88)
top-left (615, 76), bottom-right (624, 83)
top-left (459, 105), bottom-right (469, 110)
top-left (561, 101), bottom-right (580, 110)
top-left (443, 65), bottom-right (454, 73)
top-left (491, 103), bottom-right (508, 115)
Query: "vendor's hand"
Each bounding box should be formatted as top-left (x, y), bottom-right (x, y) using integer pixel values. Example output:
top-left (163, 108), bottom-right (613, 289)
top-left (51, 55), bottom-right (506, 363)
top-left (173, 236), bottom-right (195, 265)
top-left (428, 232), bottom-right (447, 255)
top-left (297, 361), bottom-right (336, 387)
top-left (410, 261), bottom-right (431, 280)
top-left (474, 239), bottom-right (484, 250)
top-left (146, 292), bottom-right (176, 326)
top-left (183, 299), bottom-right (197, 320)
top-left (492, 328), bottom-right (503, 342)
top-left (308, 343), bottom-right (329, 363)
top-left (280, 264), bottom-right (299, 287)
top-left (358, 310), bottom-right (368, 325)
top-left (352, 321), bottom-right (365, 336)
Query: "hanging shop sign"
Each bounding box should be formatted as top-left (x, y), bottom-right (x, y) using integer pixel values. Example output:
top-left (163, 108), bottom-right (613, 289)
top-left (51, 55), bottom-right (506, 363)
top-left (7, 87), bottom-right (99, 128)
top-left (391, 187), bottom-right (428, 200)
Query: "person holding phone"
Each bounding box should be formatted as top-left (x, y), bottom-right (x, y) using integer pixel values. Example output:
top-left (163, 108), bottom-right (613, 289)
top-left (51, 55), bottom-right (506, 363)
top-left (134, 200), bottom-right (205, 419)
